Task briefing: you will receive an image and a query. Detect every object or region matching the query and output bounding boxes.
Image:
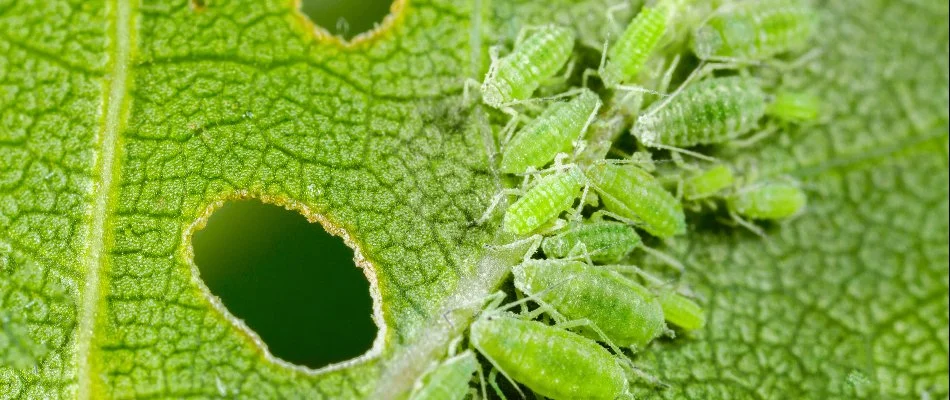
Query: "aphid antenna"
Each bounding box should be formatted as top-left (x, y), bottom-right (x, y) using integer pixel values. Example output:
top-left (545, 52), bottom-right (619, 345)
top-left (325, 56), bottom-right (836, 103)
top-left (600, 263), bottom-right (668, 287)
top-left (726, 211), bottom-right (771, 241)
top-left (639, 61), bottom-right (735, 121)
top-left (474, 188), bottom-right (525, 226)
top-left (656, 54), bottom-right (682, 96)
top-left (589, 209), bottom-right (646, 230)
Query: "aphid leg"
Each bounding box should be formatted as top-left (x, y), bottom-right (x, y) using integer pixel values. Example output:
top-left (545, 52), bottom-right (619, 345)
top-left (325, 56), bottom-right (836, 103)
top-left (649, 142), bottom-right (719, 162)
top-left (604, 2), bottom-right (631, 36)
top-left (730, 125), bottom-right (777, 148)
top-left (463, 78), bottom-right (483, 106)
top-left (475, 188), bottom-right (523, 225)
top-left (640, 245), bottom-right (686, 274)
top-left (728, 211), bottom-right (769, 240)
top-left (474, 360), bottom-right (488, 400)
top-left (601, 263), bottom-right (668, 287)
top-left (590, 209), bottom-right (645, 228)
top-left (487, 368), bottom-right (511, 400)
top-left (499, 113), bottom-right (528, 146)
top-left (656, 55), bottom-right (681, 96)
top-left (571, 183), bottom-right (592, 220)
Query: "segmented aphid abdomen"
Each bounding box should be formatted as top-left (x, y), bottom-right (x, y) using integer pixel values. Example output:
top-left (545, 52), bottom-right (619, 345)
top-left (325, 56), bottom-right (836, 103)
top-left (513, 260), bottom-right (666, 349)
top-left (601, 4), bottom-right (672, 86)
top-left (586, 163), bottom-right (686, 238)
top-left (409, 351), bottom-right (477, 400)
top-left (500, 89), bottom-right (601, 174)
top-left (684, 164), bottom-right (735, 200)
top-left (470, 316), bottom-right (626, 400)
top-left (633, 77), bottom-right (768, 147)
top-left (692, 0), bottom-right (816, 60)
top-left (482, 26), bottom-right (575, 107)
top-left (503, 167), bottom-right (585, 235)
top-left (658, 291), bottom-right (706, 331)
top-left (728, 181), bottom-right (806, 220)
top-left (542, 221), bottom-right (642, 263)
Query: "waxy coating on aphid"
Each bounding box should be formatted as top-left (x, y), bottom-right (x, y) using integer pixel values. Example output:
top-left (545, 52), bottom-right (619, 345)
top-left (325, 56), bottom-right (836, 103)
top-left (691, 0), bottom-right (817, 61)
top-left (684, 164), bottom-right (735, 200)
top-left (503, 166), bottom-right (585, 235)
top-left (513, 259), bottom-right (667, 349)
top-left (500, 89), bottom-right (602, 174)
top-left (728, 181), bottom-right (807, 220)
top-left (409, 351), bottom-right (477, 400)
top-left (767, 90), bottom-right (821, 122)
top-left (586, 162), bottom-right (686, 239)
top-left (633, 76), bottom-right (768, 148)
top-left (658, 291), bottom-right (706, 331)
top-left (470, 315), bottom-right (627, 400)
top-left (600, 1), bottom-right (674, 87)
top-left (481, 25), bottom-right (575, 109)
top-left (542, 221), bottom-right (642, 263)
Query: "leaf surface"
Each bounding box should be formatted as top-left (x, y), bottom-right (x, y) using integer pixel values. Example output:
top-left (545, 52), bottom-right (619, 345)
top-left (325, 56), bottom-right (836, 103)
top-left (0, 0), bottom-right (947, 399)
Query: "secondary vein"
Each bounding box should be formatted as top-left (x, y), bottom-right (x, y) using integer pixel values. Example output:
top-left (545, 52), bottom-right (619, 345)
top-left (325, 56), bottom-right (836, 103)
top-left (77, 0), bottom-right (136, 398)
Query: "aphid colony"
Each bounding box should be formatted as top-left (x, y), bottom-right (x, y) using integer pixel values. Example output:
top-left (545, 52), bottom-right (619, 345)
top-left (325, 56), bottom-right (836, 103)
top-left (413, 0), bottom-right (819, 398)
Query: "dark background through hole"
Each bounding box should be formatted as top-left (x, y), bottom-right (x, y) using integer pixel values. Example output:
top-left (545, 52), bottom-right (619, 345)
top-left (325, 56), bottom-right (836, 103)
top-left (192, 200), bottom-right (377, 369)
top-left (300, 0), bottom-right (394, 40)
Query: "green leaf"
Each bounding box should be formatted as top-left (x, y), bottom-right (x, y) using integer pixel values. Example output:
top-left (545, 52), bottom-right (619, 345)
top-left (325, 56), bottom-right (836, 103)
top-left (0, 0), bottom-right (946, 399)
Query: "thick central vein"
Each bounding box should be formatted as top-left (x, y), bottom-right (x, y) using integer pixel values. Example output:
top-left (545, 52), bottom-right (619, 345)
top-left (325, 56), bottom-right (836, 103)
top-left (77, 0), bottom-right (135, 398)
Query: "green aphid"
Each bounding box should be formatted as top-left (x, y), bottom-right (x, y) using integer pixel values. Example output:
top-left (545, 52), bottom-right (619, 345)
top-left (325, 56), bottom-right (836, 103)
top-left (691, 0), bottom-right (817, 62)
top-left (586, 162), bottom-right (686, 239)
top-left (503, 166), bottom-right (586, 235)
top-left (728, 181), bottom-right (807, 220)
top-left (500, 89), bottom-right (602, 174)
top-left (482, 25), bottom-right (575, 110)
top-left (767, 90), bottom-right (821, 122)
top-left (658, 291), bottom-right (706, 331)
top-left (513, 259), bottom-right (667, 350)
top-left (541, 221), bottom-right (642, 263)
top-left (409, 350), bottom-right (478, 400)
top-left (633, 76), bottom-right (768, 148)
top-left (470, 314), bottom-right (628, 400)
top-left (600, 1), bottom-right (675, 87)
top-left (683, 164), bottom-right (735, 201)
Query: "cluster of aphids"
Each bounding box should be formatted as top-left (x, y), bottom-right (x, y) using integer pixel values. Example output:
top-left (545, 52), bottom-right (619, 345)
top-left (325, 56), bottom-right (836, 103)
top-left (412, 0), bottom-right (820, 399)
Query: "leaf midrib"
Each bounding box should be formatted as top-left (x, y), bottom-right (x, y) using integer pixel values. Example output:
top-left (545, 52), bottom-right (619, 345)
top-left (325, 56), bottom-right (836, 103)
top-left (76, 0), bottom-right (136, 398)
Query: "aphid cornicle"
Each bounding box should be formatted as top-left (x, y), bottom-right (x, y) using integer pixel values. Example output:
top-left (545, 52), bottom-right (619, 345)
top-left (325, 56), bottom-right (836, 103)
top-left (541, 220), bottom-right (642, 263)
top-left (503, 166), bottom-right (586, 235)
top-left (633, 76), bottom-right (768, 148)
top-left (513, 259), bottom-right (667, 349)
top-left (728, 181), bottom-right (807, 220)
top-left (691, 0), bottom-right (817, 62)
top-left (683, 164), bottom-right (735, 200)
top-left (470, 314), bottom-right (628, 400)
top-left (658, 291), bottom-right (706, 331)
top-left (500, 89), bottom-right (602, 174)
top-left (481, 25), bottom-right (575, 110)
top-left (586, 162), bottom-right (686, 239)
top-left (409, 351), bottom-right (477, 400)
top-left (600, 1), bottom-right (675, 87)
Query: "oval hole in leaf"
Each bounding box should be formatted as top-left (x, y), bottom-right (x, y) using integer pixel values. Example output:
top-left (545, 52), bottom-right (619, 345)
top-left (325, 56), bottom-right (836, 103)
top-left (191, 199), bottom-right (377, 369)
top-left (299, 0), bottom-right (394, 40)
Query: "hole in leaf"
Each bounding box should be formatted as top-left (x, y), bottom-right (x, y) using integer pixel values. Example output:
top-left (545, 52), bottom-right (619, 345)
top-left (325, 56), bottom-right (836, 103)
top-left (192, 199), bottom-right (377, 369)
top-left (299, 0), bottom-right (394, 40)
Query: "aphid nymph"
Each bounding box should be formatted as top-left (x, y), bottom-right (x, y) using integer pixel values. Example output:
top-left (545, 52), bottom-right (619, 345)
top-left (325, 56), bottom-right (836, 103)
top-left (481, 25), bottom-right (576, 112)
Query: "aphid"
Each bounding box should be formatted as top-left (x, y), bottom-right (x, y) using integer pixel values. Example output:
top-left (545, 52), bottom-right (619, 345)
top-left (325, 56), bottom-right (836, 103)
top-left (600, 1), bottom-right (676, 87)
top-left (502, 165), bottom-right (586, 235)
top-left (513, 259), bottom-right (667, 350)
top-left (727, 181), bottom-right (807, 220)
top-left (500, 89), bottom-right (602, 174)
top-left (683, 164), bottom-right (735, 201)
top-left (481, 25), bottom-right (576, 110)
top-left (541, 220), bottom-right (642, 263)
top-left (691, 0), bottom-right (817, 62)
top-left (470, 314), bottom-right (629, 400)
top-left (766, 90), bottom-right (821, 122)
top-left (633, 76), bottom-right (768, 149)
top-left (409, 350), bottom-right (478, 400)
top-left (658, 291), bottom-right (706, 331)
top-left (586, 162), bottom-right (686, 239)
